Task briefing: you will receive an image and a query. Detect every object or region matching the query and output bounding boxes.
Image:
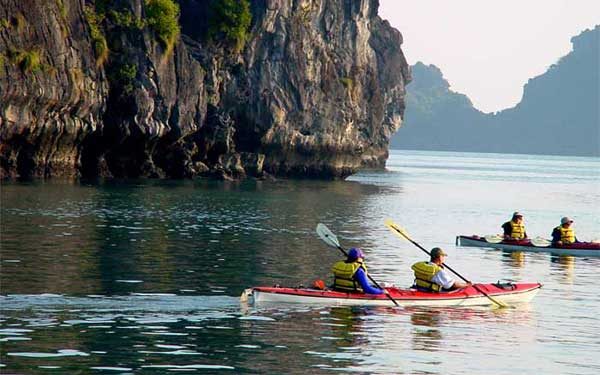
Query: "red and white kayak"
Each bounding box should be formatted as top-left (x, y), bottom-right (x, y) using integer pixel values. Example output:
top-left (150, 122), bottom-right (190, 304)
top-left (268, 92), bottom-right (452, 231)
top-left (456, 235), bottom-right (600, 257)
top-left (241, 283), bottom-right (542, 307)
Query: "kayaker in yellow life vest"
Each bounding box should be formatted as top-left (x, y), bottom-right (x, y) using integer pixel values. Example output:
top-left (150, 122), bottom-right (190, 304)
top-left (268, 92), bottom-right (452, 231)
top-left (502, 212), bottom-right (528, 240)
top-left (331, 248), bottom-right (384, 294)
top-left (551, 217), bottom-right (579, 246)
top-left (411, 248), bottom-right (471, 292)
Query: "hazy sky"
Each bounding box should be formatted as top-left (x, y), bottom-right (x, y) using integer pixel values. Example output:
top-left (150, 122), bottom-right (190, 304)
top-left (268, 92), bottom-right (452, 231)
top-left (379, 0), bottom-right (600, 113)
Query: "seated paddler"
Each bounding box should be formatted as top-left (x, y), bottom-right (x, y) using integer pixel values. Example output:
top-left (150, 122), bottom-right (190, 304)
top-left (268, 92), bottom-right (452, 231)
top-left (551, 216), bottom-right (579, 246)
top-left (502, 212), bottom-right (528, 240)
top-left (331, 248), bottom-right (384, 294)
top-left (411, 247), bottom-right (471, 292)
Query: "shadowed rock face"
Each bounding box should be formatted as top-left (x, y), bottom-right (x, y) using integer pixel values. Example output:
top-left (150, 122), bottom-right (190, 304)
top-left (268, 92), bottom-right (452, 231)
top-left (0, 0), bottom-right (410, 180)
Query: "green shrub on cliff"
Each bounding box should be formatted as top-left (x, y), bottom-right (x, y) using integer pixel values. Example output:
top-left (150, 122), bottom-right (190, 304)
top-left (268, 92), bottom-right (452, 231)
top-left (340, 77), bottom-right (353, 89)
top-left (14, 13), bottom-right (27, 32)
top-left (57, 0), bottom-right (67, 19)
top-left (109, 9), bottom-right (145, 30)
top-left (21, 50), bottom-right (41, 73)
top-left (209, 0), bottom-right (252, 52)
top-left (0, 54), bottom-right (6, 75)
top-left (144, 0), bottom-right (180, 54)
top-left (8, 48), bottom-right (42, 73)
top-left (84, 7), bottom-right (108, 67)
top-left (109, 63), bottom-right (138, 96)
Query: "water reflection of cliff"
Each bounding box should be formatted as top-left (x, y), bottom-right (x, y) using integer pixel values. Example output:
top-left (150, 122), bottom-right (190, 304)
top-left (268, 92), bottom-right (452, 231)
top-left (0, 181), bottom-right (103, 294)
top-left (1, 179), bottom-right (394, 295)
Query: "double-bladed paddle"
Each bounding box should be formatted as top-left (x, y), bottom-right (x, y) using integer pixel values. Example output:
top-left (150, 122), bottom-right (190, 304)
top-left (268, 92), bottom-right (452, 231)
top-left (315, 223), bottom-right (400, 307)
top-left (385, 219), bottom-right (511, 309)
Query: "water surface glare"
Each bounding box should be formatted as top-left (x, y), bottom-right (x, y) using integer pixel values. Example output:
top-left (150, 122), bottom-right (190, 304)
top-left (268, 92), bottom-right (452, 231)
top-left (1, 150), bottom-right (599, 373)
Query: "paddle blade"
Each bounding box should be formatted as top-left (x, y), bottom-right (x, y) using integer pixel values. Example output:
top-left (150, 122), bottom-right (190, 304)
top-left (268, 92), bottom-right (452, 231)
top-left (384, 219), bottom-right (410, 240)
top-left (531, 237), bottom-right (551, 247)
top-left (484, 235), bottom-right (504, 244)
top-left (316, 223), bottom-right (340, 248)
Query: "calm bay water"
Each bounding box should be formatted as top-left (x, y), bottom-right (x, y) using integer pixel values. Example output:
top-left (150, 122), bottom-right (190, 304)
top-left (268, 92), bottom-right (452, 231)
top-left (1, 150), bottom-right (599, 374)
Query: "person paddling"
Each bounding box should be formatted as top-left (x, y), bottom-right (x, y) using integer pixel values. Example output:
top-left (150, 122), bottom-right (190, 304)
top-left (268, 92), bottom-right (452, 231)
top-left (411, 247), bottom-right (471, 292)
top-left (502, 212), bottom-right (528, 240)
top-left (331, 248), bottom-right (384, 294)
top-left (551, 217), bottom-right (579, 246)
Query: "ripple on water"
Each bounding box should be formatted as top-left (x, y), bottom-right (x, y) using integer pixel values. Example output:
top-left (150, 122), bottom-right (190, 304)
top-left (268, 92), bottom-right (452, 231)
top-left (116, 280), bottom-right (144, 283)
top-left (138, 349), bottom-right (203, 355)
top-left (0, 337), bottom-right (31, 342)
top-left (8, 349), bottom-right (90, 358)
top-left (90, 367), bottom-right (133, 371)
top-left (0, 328), bottom-right (33, 334)
top-left (141, 331), bottom-right (188, 336)
top-left (155, 344), bottom-right (186, 349)
top-left (235, 344), bottom-right (260, 349)
top-left (238, 315), bottom-right (276, 321)
top-left (141, 364), bottom-right (234, 370)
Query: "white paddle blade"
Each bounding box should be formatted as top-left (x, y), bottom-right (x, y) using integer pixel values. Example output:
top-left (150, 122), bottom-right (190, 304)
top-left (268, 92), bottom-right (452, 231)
top-left (384, 219), bottom-right (410, 240)
top-left (531, 237), bottom-right (551, 247)
top-left (316, 223), bottom-right (340, 248)
top-left (484, 235), bottom-right (504, 244)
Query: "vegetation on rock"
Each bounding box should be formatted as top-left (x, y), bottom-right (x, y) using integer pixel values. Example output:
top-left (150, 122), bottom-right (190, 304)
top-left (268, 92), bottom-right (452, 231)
top-left (209, 0), bottom-right (251, 52)
top-left (144, 0), bottom-right (180, 53)
top-left (8, 48), bottom-right (42, 73)
top-left (109, 9), bottom-right (145, 30)
top-left (84, 7), bottom-right (108, 67)
top-left (108, 63), bottom-right (137, 96)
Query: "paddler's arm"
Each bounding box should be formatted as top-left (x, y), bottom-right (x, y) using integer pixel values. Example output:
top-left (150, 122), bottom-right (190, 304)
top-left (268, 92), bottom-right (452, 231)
top-left (354, 268), bottom-right (384, 295)
top-left (551, 227), bottom-right (561, 245)
top-left (502, 222), bottom-right (511, 238)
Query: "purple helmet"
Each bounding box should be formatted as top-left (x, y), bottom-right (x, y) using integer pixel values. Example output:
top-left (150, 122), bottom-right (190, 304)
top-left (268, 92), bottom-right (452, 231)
top-left (347, 248), bottom-right (365, 260)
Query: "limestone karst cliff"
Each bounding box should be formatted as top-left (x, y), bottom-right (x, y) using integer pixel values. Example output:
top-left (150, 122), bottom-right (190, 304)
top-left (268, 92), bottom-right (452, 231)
top-left (391, 26), bottom-right (599, 156)
top-left (0, 0), bottom-right (410, 179)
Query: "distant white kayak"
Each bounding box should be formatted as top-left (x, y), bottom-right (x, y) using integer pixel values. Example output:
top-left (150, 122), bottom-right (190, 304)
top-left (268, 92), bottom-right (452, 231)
top-left (456, 235), bottom-right (600, 257)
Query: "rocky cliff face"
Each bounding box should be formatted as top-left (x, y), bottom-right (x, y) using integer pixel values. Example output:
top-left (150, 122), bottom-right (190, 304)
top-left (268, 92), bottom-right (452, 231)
top-left (0, 0), bottom-right (410, 180)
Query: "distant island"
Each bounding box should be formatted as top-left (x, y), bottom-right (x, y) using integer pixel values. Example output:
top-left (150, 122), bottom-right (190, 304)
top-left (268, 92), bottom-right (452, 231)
top-left (391, 25), bottom-right (599, 157)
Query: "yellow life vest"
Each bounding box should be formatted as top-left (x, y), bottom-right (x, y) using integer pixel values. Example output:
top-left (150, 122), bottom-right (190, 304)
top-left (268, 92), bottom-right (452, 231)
top-left (411, 261), bottom-right (443, 292)
top-left (556, 225), bottom-right (575, 244)
top-left (509, 220), bottom-right (526, 240)
top-left (332, 261), bottom-right (367, 292)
